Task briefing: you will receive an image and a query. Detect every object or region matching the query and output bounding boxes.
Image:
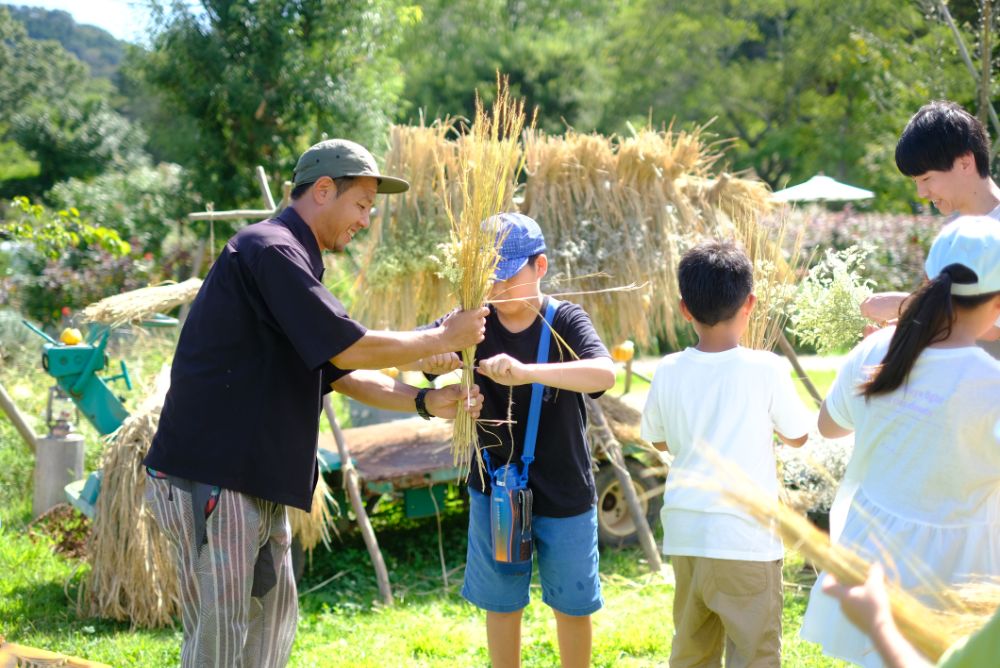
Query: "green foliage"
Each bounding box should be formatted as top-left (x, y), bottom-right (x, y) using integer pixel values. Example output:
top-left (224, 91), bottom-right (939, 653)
top-left (606, 0), bottom-right (974, 210)
top-left (47, 162), bottom-right (195, 256)
top-left (9, 101), bottom-right (148, 190)
top-left (790, 245), bottom-right (874, 353)
top-left (0, 6), bottom-right (89, 127)
top-left (0, 197), bottom-right (152, 326)
top-left (126, 0), bottom-right (406, 209)
top-left (394, 0), bottom-right (613, 133)
top-left (2, 197), bottom-right (130, 259)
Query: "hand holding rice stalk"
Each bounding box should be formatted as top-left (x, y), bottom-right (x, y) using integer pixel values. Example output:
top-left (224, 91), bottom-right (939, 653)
top-left (789, 245), bottom-right (874, 353)
top-left (442, 76), bottom-right (530, 474)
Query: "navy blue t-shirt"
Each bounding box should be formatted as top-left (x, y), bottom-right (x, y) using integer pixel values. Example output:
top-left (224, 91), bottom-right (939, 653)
top-left (434, 298), bottom-right (610, 517)
top-left (144, 208), bottom-right (366, 510)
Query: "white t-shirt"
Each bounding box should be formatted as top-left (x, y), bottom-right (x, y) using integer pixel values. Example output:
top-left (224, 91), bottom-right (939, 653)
top-left (825, 326), bottom-right (1000, 531)
top-left (641, 346), bottom-right (813, 560)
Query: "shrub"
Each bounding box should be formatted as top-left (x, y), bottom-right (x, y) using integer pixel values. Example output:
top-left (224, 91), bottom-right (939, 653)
top-left (47, 162), bottom-right (195, 257)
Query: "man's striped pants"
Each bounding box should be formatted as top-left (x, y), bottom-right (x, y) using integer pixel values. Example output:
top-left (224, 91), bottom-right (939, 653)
top-left (145, 474), bottom-right (298, 667)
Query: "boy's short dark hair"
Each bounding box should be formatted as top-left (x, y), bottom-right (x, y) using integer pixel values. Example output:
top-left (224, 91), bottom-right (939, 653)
top-left (678, 240), bottom-right (753, 326)
top-left (895, 101), bottom-right (991, 178)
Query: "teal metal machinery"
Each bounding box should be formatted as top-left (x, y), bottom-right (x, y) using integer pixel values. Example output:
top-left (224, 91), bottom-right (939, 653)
top-left (23, 321), bottom-right (132, 435)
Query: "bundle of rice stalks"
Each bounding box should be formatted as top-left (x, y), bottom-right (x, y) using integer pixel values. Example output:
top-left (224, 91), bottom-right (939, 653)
top-left (354, 121), bottom-right (460, 330)
top-left (80, 279), bottom-right (203, 327)
top-left (287, 476), bottom-right (335, 554)
top-left (441, 77), bottom-right (529, 473)
top-left (79, 405), bottom-right (178, 628)
top-left (356, 101), bottom-right (789, 352)
top-left (521, 125), bottom-right (789, 349)
top-left (717, 470), bottom-right (998, 661)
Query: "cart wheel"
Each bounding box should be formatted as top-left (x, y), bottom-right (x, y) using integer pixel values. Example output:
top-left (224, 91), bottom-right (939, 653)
top-left (594, 459), bottom-right (664, 548)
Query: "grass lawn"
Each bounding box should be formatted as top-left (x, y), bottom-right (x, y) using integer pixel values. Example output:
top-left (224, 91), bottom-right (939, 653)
top-left (1, 487), bottom-right (849, 667)
top-left (0, 335), bottom-right (849, 666)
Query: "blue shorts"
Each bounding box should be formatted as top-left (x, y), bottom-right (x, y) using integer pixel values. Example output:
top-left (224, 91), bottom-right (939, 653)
top-left (462, 488), bottom-right (603, 616)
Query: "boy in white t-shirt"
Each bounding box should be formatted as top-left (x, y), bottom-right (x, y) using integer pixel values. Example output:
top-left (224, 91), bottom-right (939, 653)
top-left (641, 240), bottom-right (813, 668)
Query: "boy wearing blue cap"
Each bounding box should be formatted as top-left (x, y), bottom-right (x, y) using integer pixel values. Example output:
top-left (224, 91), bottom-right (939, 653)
top-left (420, 212), bottom-right (615, 667)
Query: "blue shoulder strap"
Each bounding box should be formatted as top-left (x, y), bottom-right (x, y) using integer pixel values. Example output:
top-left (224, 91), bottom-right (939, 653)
top-left (519, 297), bottom-right (559, 485)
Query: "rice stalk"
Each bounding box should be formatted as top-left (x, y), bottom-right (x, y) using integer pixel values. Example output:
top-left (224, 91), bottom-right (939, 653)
top-left (287, 475), bottom-right (336, 553)
top-left (711, 460), bottom-right (997, 662)
top-left (80, 279), bottom-right (203, 327)
top-left (442, 75), bottom-right (529, 474)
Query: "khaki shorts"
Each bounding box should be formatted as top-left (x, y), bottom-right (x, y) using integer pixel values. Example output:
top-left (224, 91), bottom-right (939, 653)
top-left (669, 555), bottom-right (783, 668)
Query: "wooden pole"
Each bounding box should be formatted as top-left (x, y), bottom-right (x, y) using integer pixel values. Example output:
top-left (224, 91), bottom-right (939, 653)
top-left (256, 166), bottom-right (277, 211)
top-left (585, 395), bottom-right (662, 572)
top-left (776, 332), bottom-right (823, 408)
top-left (187, 209), bottom-right (276, 222)
top-left (279, 181), bottom-right (292, 209)
top-left (623, 358), bottom-right (633, 395)
top-left (322, 396), bottom-right (393, 606)
top-left (0, 381), bottom-right (37, 453)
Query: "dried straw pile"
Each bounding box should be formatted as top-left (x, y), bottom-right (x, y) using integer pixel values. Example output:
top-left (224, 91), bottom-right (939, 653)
top-left (357, 122), bottom-right (460, 330)
top-left (356, 122), bottom-right (794, 351)
top-left (81, 279), bottom-right (203, 327)
top-left (78, 405), bottom-right (178, 627)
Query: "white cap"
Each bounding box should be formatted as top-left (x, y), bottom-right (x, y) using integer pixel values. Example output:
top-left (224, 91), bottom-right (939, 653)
top-left (925, 216), bottom-right (1000, 296)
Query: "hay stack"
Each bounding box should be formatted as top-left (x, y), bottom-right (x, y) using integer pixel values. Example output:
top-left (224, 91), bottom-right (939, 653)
top-left (79, 405), bottom-right (178, 627)
top-left (356, 122), bottom-right (460, 330)
top-left (355, 120), bottom-right (793, 352)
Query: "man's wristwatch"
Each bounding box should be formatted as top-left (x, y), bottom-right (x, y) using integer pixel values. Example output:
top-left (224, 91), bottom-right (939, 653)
top-left (415, 387), bottom-right (433, 420)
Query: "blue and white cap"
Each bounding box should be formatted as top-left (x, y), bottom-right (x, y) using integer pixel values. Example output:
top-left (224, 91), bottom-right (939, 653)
top-left (489, 212), bottom-right (547, 281)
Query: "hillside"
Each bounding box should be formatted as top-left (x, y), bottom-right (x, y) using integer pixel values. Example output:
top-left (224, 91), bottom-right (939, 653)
top-left (4, 4), bottom-right (125, 79)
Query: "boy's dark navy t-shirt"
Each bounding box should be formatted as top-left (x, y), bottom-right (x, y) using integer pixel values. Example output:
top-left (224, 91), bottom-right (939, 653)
top-left (144, 208), bottom-right (365, 511)
top-left (440, 299), bottom-right (610, 518)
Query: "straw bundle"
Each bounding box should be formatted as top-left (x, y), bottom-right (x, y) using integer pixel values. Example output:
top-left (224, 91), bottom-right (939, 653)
top-left (78, 405), bottom-right (179, 628)
top-left (716, 471), bottom-right (998, 661)
top-left (355, 122), bottom-right (460, 329)
top-left (522, 126), bottom-right (788, 349)
top-left (80, 279), bottom-right (203, 327)
top-left (442, 77), bottom-right (529, 473)
top-left (287, 476), bottom-right (335, 554)
top-left (355, 106), bottom-right (792, 353)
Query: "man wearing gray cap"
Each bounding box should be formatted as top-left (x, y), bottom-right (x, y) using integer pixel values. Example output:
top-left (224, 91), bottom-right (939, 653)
top-left (144, 139), bottom-right (487, 667)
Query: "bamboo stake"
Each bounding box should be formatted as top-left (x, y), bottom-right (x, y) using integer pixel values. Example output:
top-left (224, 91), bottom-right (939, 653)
top-left (0, 380), bottom-right (37, 453)
top-left (777, 332), bottom-right (823, 407)
top-left (256, 165), bottom-right (276, 210)
top-left (585, 395), bottom-right (662, 572)
top-left (321, 396), bottom-right (393, 606)
top-left (187, 209), bottom-right (275, 222)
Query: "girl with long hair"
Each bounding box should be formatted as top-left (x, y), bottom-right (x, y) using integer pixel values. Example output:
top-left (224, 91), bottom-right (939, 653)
top-left (800, 216), bottom-right (1000, 667)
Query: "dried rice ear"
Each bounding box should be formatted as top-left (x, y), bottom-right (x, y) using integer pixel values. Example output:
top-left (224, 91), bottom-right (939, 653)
top-left (81, 278), bottom-right (203, 328)
top-left (443, 74), bottom-right (530, 476)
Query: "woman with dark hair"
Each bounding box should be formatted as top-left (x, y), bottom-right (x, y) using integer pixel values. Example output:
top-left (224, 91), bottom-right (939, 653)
top-left (800, 216), bottom-right (1000, 667)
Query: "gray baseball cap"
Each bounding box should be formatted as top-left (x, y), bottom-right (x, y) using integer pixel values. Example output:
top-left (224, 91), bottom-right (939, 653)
top-left (293, 139), bottom-right (409, 194)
